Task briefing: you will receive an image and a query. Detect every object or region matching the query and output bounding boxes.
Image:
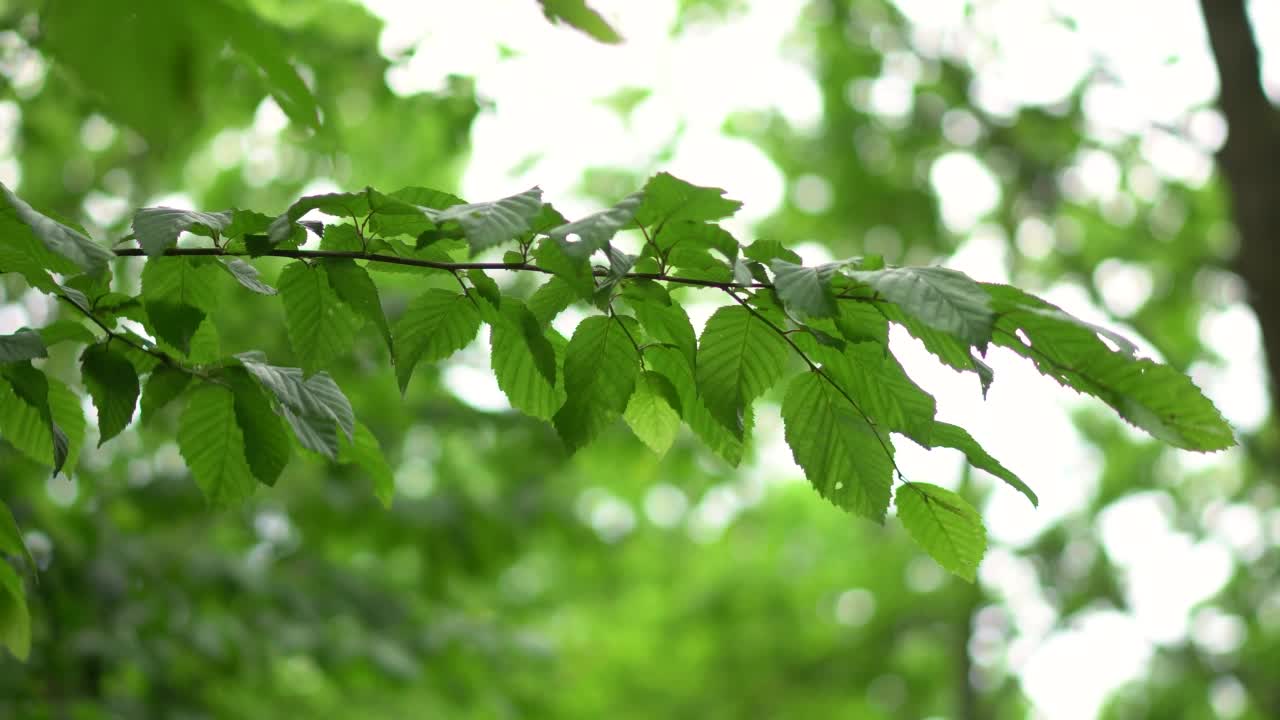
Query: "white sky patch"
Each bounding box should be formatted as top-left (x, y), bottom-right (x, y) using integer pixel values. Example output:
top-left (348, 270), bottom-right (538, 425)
top-left (930, 151), bottom-right (1001, 232)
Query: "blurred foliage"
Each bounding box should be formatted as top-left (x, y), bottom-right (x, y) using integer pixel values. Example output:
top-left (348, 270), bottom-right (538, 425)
top-left (0, 0), bottom-right (1276, 718)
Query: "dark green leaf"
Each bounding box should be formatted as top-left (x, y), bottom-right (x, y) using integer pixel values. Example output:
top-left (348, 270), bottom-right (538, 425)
top-left (490, 299), bottom-right (562, 419)
top-left (322, 259), bottom-right (392, 357)
top-left (236, 353), bottom-right (355, 460)
top-left (0, 562), bottom-right (30, 661)
top-left (0, 500), bottom-right (33, 570)
top-left (695, 305), bottom-right (789, 439)
top-left (226, 367), bottom-right (291, 486)
top-left (268, 192), bottom-right (370, 247)
top-left (80, 343), bottom-right (139, 445)
top-left (896, 482), bottom-right (986, 582)
top-left (553, 315), bottom-right (641, 450)
top-left (534, 238), bottom-right (595, 299)
top-left (393, 289), bottom-right (482, 393)
top-left (278, 260), bottom-right (359, 375)
top-left (771, 260), bottom-right (839, 318)
top-left (635, 172), bottom-right (742, 227)
top-left (0, 362), bottom-right (68, 475)
top-left (647, 344), bottom-right (748, 466)
top-left (339, 422), bottom-right (395, 508)
top-left (782, 371), bottom-right (894, 522)
top-left (140, 365), bottom-right (192, 424)
top-left (0, 330), bottom-right (47, 364)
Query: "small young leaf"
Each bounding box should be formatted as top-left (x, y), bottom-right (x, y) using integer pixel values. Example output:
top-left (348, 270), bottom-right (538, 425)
top-left (278, 260), bottom-right (359, 375)
top-left (221, 258), bottom-right (278, 295)
top-left (771, 260), bottom-right (839, 318)
top-left (547, 192), bottom-right (643, 258)
top-left (322, 259), bottom-right (392, 357)
top-left (132, 207), bottom-right (233, 256)
top-left (178, 383), bottom-right (257, 506)
top-left (235, 353), bottom-right (355, 460)
top-left (850, 266), bottom-right (994, 349)
top-left (536, 0), bottom-right (623, 43)
top-left (339, 422), bottom-right (395, 508)
top-left (895, 482), bottom-right (986, 582)
top-left (553, 315), bottom-right (641, 450)
top-left (782, 371), bottom-right (894, 522)
top-left (0, 329), bottom-right (47, 364)
top-left (393, 289), bottom-right (482, 393)
top-left (424, 187), bottom-right (543, 255)
top-left (624, 370), bottom-right (682, 456)
top-left (0, 562), bottom-right (30, 661)
top-left (1, 183), bottom-right (113, 275)
top-left (140, 365), bottom-right (192, 424)
top-left (79, 343), bottom-right (140, 445)
top-left (695, 305), bottom-right (789, 439)
top-left (225, 368), bottom-right (291, 486)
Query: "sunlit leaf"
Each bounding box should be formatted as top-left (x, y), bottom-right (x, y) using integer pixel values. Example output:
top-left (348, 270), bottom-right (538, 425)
top-left (896, 482), bottom-right (986, 582)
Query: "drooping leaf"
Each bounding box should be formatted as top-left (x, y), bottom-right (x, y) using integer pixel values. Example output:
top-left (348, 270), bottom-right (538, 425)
top-left (140, 256), bottom-right (222, 355)
top-left (392, 289), bottom-right (482, 393)
top-left (850, 266), bottom-right (994, 349)
top-left (132, 207), bottom-right (233, 256)
top-left (490, 299), bottom-right (563, 419)
top-left (0, 330), bottom-right (47, 364)
top-left (47, 378), bottom-right (84, 475)
top-left (0, 500), bottom-right (33, 569)
top-left (536, 0), bottom-right (623, 43)
top-left (278, 260), bottom-right (359, 375)
top-left (771, 260), bottom-right (839, 318)
top-left (744, 238), bottom-right (801, 265)
top-left (339, 421), bottom-right (395, 508)
top-left (0, 183), bottom-right (113, 275)
top-left (534, 238), bottom-right (595, 299)
top-left (651, 220), bottom-right (739, 257)
top-left (895, 482), bottom-right (986, 582)
top-left (624, 370), bottom-right (683, 456)
top-left (0, 362), bottom-right (68, 475)
top-left (144, 302), bottom-right (206, 356)
top-left (322, 259), bottom-right (392, 357)
top-left (178, 383), bottom-right (257, 506)
top-left (528, 275), bottom-right (579, 326)
top-left (695, 305), bottom-right (790, 439)
top-left (815, 344), bottom-right (936, 440)
top-left (635, 172), bottom-right (742, 227)
top-left (0, 562), bottom-right (30, 661)
top-left (38, 320), bottom-right (96, 348)
top-left (221, 258), bottom-right (277, 295)
top-left (626, 283), bottom-right (697, 369)
top-left (140, 365), bottom-right (192, 424)
top-left (79, 343), bottom-right (140, 445)
top-left (782, 371), bottom-right (894, 522)
top-left (236, 353), bottom-right (355, 460)
top-left (646, 344), bottom-right (748, 466)
top-left (881, 302), bottom-right (989, 392)
top-left (909, 422), bottom-right (1037, 507)
top-left (423, 187), bottom-right (543, 255)
top-left (553, 315), bottom-right (641, 450)
top-left (547, 192), bottom-right (643, 258)
top-left (224, 367), bottom-right (292, 486)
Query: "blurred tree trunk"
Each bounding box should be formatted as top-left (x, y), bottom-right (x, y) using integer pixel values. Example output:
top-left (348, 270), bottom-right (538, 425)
top-left (1199, 0), bottom-right (1280, 413)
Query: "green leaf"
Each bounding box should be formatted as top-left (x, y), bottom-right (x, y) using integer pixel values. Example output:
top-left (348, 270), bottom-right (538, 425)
top-left (553, 315), bottom-right (641, 450)
top-left (140, 256), bottom-right (222, 355)
top-left (339, 422), bottom-right (395, 508)
top-left (782, 371), bottom-right (895, 522)
top-left (0, 500), bottom-right (33, 570)
top-left (626, 283), bottom-right (697, 369)
top-left (651, 220), bottom-right (739, 258)
top-left (635, 172), bottom-right (742, 227)
top-left (850, 266), bottom-right (994, 349)
top-left (0, 362), bottom-right (69, 475)
top-left (268, 192), bottom-right (370, 247)
top-left (322, 259), bottom-right (392, 357)
top-left (226, 368), bottom-right (291, 486)
top-left (0, 562), bottom-right (30, 661)
top-left (529, 276), bottom-right (578, 326)
top-left (536, 0), bottom-right (623, 42)
top-left (534, 238), bottom-right (595, 299)
top-left (646, 344), bottom-right (747, 466)
top-left (624, 370), bottom-right (682, 456)
top-left (38, 320), bottom-right (96, 348)
top-left (79, 343), bottom-right (139, 445)
top-left (547, 192), bottom-right (643, 258)
top-left (1, 183), bottom-right (112, 275)
top-left (910, 422), bottom-right (1037, 507)
top-left (221, 209), bottom-right (273, 240)
top-left (895, 482), bottom-right (986, 582)
top-left (771, 260), bottom-right (839, 318)
top-left (144, 302), bottom-right (206, 356)
top-left (278, 260), bottom-right (359, 375)
top-left (140, 365), bottom-right (192, 424)
top-left (490, 299), bottom-right (563, 419)
top-left (235, 353), bottom-right (355, 460)
top-left (178, 383), bottom-right (257, 506)
top-left (424, 187), bottom-right (543, 255)
top-left (881, 302), bottom-right (989, 392)
top-left (815, 344), bottom-right (936, 440)
top-left (744, 239), bottom-right (801, 265)
top-left (0, 330), bottom-right (47, 364)
top-left (392, 289), bottom-right (482, 393)
top-left (48, 378), bottom-right (84, 476)
top-left (221, 258), bottom-right (277, 295)
top-left (132, 207), bottom-right (233, 256)
top-left (695, 305), bottom-right (790, 439)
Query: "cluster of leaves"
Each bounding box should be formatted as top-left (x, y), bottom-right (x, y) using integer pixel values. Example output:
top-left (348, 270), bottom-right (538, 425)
top-left (0, 172), bottom-right (1233, 660)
